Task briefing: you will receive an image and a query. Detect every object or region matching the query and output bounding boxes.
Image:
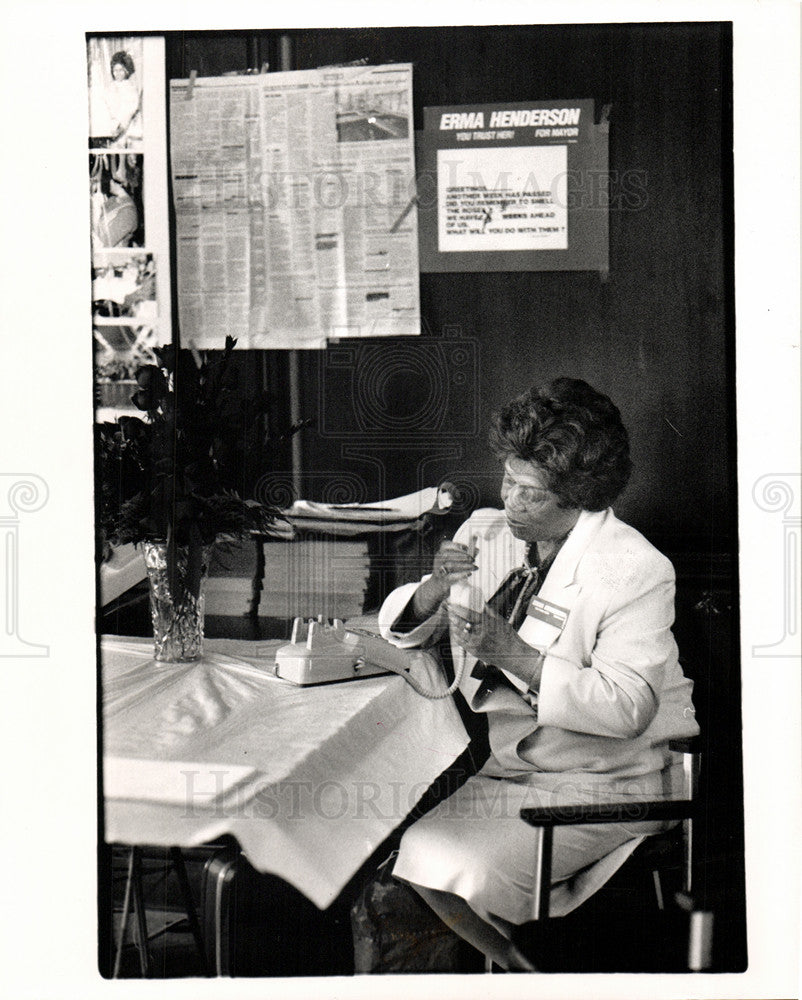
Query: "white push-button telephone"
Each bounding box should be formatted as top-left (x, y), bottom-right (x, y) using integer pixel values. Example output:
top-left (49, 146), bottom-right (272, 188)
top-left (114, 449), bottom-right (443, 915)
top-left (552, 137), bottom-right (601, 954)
top-left (273, 617), bottom-right (465, 699)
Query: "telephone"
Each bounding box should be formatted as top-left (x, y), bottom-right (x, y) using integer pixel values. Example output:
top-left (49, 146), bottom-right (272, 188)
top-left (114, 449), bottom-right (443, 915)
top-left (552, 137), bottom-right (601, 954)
top-left (273, 617), bottom-right (465, 699)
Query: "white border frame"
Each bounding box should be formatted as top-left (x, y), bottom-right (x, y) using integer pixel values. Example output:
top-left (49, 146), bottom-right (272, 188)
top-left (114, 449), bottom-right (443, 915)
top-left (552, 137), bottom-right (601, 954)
top-left (0, 3), bottom-right (799, 998)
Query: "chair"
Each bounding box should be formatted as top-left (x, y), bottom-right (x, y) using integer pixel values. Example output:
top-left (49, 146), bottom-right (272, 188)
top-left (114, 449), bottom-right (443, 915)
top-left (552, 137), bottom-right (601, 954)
top-left (517, 736), bottom-right (713, 973)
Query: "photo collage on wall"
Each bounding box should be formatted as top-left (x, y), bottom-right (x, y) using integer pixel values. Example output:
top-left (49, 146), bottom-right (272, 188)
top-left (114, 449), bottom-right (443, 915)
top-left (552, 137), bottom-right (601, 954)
top-left (88, 35), bottom-right (166, 418)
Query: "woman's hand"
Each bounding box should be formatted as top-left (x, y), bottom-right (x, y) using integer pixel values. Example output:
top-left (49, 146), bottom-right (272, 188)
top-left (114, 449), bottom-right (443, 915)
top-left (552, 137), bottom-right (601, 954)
top-left (411, 540), bottom-right (477, 621)
top-left (447, 601), bottom-right (544, 691)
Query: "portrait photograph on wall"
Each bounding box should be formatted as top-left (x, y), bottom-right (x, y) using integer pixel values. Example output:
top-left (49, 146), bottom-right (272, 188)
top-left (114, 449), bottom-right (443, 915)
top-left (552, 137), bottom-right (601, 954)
top-left (88, 35), bottom-right (145, 150)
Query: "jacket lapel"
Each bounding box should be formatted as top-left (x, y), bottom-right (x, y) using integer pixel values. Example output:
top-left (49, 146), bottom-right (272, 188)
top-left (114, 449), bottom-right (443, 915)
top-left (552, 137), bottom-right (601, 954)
top-left (541, 508), bottom-right (609, 595)
top-left (517, 509), bottom-right (610, 649)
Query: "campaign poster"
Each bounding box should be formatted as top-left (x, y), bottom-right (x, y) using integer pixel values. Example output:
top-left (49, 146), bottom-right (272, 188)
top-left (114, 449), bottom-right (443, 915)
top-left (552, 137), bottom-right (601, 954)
top-left (418, 100), bottom-right (608, 272)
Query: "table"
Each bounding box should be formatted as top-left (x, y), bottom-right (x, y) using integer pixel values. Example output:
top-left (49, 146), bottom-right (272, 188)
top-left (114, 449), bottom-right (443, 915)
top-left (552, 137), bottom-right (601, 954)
top-left (102, 636), bottom-right (469, 909)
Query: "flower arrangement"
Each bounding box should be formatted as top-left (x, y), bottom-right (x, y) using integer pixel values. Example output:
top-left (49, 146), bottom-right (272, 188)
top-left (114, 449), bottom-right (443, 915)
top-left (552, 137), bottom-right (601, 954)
top-left (97, 336), bottom-right (298, 598)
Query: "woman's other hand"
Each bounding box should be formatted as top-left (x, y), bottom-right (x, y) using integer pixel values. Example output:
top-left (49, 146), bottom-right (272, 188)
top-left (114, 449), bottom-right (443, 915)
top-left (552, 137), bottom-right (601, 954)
top-left (448, 601), bottom-right (544, 690)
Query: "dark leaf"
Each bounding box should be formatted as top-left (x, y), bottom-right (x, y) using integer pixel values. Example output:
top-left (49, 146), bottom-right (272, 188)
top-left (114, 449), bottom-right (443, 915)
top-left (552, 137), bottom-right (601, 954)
top-left (135, 365), bottom-right (166, 395)
top-left (131, 389), bottom-right (154, 411)
top-left (153, 344), bottom-right (176, 372)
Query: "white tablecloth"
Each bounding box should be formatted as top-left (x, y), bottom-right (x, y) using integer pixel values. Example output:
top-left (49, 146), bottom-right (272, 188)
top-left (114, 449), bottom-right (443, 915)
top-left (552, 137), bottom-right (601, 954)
top-left (102, 636), bottom-right (469, 909)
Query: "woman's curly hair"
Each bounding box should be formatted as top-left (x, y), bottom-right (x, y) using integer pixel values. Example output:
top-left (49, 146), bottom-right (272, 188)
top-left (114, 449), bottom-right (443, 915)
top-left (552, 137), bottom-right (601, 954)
top-left (489, 378), bottom-right (632, 511)
top-left (110, 51), bottom-right (136, 78)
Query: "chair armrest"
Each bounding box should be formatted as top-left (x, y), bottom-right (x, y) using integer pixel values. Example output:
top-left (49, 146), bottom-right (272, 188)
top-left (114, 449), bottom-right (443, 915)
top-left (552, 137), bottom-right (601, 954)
top-left (520, 798), bottom-right (695, 828)
top-left (520, 798), bottom-right (697, 923)
top-left (668, 736), bottom-right (702, 754)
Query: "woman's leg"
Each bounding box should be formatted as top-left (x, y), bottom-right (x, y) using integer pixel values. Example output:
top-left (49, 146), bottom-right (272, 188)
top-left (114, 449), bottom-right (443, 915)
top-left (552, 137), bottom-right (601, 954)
top-left (410, 884), bottom-right (536, 971)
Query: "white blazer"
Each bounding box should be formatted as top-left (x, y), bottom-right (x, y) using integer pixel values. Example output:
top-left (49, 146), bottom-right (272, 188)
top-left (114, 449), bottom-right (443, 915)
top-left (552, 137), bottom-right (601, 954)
top-left (379, 507), bottom-right (699, 790)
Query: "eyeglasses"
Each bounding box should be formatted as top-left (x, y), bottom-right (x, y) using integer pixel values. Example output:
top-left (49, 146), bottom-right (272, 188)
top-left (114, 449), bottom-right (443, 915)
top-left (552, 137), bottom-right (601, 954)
top-left (500, 473), bottom-right (552, 510)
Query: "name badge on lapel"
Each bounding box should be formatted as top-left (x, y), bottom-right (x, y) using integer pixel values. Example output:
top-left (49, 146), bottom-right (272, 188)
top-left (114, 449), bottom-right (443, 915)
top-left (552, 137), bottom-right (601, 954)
top-left (518, 595), bottom-right (570, 650)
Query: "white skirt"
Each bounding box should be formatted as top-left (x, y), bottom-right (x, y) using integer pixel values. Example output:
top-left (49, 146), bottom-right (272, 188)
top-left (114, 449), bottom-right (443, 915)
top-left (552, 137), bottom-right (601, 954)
top-left (392, 771), bottom-right (668, 926)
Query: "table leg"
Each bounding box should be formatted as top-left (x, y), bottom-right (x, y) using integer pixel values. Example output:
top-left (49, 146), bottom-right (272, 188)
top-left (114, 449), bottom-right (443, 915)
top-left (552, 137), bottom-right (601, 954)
top-left (130, 848), bottom-right (151, 977)
top-left (169, 847), bottom-right (212, 976)
top-left (112, 848), bottom-right (135, 978)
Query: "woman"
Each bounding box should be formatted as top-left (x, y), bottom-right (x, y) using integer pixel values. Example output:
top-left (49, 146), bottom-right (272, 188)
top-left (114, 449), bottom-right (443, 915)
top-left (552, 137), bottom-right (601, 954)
top-left (378, 378), bottom-right (699, 970)
top-left (105, 51), bottom-right (142, 146)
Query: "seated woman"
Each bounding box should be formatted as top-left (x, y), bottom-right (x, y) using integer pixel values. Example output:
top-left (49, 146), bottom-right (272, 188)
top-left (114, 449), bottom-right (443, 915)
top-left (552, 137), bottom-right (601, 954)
top-left (378, 377), bottom-right (699, 971)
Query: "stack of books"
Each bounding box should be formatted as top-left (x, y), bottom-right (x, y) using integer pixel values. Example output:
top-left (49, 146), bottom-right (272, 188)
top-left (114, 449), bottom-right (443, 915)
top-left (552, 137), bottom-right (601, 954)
top-left (258, 539), bottom-right (371, 621)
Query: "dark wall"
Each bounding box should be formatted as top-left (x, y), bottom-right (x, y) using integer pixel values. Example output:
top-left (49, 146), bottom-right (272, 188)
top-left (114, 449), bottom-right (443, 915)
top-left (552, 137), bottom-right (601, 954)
top-left (165, 24), bottom-right (734, 551)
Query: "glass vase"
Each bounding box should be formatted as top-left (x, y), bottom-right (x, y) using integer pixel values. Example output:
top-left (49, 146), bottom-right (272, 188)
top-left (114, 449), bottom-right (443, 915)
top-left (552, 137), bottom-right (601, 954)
top-left (142, 540), bottom-right (213, 662)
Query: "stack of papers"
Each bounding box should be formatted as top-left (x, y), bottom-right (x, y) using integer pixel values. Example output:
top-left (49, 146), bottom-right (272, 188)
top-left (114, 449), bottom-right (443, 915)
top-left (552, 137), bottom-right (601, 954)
top-left (259, 539), bottom-right (371, 620)
top-left (282, 485), bottom-right (453, 534)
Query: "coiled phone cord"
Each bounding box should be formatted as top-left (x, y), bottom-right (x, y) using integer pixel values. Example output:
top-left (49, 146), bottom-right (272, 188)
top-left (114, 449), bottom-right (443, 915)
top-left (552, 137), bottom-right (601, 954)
top-left (345, 626), bottom-right (468, 700)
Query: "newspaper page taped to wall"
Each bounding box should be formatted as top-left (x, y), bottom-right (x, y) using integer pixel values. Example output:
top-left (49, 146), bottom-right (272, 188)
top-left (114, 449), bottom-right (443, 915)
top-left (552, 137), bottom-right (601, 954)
top-left (169, 64), bottom-right (420, 348)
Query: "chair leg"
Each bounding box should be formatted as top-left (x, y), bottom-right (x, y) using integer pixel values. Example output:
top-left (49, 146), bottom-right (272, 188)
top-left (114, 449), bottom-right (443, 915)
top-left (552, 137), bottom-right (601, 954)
top-left (676, 891), bottom-right (714, 971)
top-left (651, 869), bottom-right (665, 911)
top-left (531, 827), bottom-right (553, 922)
top-left (683, 818), bottom-right (693, 894)
top-left (688, 910), bottom-right (714, 971)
